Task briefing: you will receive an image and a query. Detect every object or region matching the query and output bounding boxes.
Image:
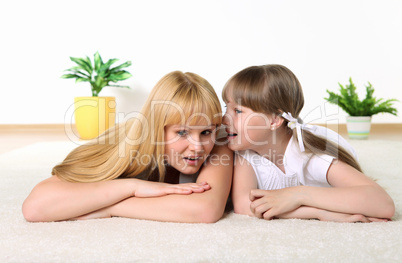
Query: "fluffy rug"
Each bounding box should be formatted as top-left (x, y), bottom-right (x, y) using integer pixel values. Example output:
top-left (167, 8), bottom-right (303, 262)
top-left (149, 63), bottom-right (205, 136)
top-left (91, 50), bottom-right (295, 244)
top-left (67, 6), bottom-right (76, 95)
top-left (0, 139), bottom-right (401, 262)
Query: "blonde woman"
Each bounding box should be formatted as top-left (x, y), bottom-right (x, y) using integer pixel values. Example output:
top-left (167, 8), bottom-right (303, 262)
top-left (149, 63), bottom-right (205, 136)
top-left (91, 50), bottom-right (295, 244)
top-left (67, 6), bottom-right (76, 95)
top-left (23, 71), bottom-right (233, 223)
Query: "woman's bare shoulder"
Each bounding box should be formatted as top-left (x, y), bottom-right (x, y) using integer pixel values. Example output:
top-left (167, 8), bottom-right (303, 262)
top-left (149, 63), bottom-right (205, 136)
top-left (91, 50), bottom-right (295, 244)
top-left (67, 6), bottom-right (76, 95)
top-left (38, 175), bottom-right (63, 185)
top-left (211, 139), bottom-right (232, 155)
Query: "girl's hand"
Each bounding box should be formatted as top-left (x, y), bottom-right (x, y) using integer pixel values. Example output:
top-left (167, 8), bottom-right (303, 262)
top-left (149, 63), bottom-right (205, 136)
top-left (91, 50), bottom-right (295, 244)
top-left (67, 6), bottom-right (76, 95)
top-left (276, 206), bottom-right (390, 223)
top-left (317, 209), bottom-right (389, 223)
top-left (133, 180), bottom-right (211, 198)
top-left (249, 188), bottom-right (303, 219)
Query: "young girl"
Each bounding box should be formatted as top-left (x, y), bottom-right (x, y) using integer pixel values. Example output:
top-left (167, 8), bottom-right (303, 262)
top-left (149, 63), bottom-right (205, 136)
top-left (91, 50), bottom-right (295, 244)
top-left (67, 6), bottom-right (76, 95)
top-left (23, 71), bottom-right (233, 223)
top-left (222, 64), bottom-right (395, 222)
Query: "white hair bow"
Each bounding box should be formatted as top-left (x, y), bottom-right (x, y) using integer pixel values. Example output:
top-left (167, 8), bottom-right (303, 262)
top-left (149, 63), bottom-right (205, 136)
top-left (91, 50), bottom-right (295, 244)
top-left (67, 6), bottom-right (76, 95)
top-left (281, 112), bottom-right (305, 152)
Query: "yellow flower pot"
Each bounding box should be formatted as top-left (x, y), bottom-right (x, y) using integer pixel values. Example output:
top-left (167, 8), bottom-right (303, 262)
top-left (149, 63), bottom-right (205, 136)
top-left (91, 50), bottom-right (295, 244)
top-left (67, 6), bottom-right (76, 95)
top-left (74, 97), bottom-right (116, 140)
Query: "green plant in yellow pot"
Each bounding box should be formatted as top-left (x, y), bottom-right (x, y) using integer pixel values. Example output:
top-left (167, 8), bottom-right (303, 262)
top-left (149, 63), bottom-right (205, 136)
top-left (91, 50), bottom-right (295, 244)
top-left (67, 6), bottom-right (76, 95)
top-left (62, 52), bottom-right (132, 139)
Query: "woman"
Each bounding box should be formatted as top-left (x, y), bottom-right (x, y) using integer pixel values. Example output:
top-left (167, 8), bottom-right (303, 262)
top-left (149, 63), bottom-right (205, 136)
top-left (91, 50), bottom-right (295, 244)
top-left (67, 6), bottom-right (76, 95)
top-left (23, 71), bottom-right (233, 223)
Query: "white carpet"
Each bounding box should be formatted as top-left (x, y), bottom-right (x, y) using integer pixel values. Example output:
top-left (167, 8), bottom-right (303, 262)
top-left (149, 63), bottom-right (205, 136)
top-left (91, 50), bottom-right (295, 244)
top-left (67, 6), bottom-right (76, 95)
top-left (0, 139), bottom-right (402, 262)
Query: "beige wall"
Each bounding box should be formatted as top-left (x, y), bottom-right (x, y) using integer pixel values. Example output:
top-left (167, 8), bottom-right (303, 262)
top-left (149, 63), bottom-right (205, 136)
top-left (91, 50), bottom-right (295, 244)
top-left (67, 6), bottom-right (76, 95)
top-left (1, 0), bottom-right (401, 124)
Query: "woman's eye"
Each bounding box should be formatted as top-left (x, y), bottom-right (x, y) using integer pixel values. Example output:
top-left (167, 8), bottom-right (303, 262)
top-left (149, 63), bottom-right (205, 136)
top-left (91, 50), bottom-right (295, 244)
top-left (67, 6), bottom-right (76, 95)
top-left (201, 130), bottom-right (213, 136)
top-left (177, 130), bottom-right (188, 136)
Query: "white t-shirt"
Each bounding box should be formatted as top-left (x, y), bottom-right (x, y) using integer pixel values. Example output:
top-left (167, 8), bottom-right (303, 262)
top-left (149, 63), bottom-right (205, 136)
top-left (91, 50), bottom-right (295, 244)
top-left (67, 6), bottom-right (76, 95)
top-left (237, 125), bottom-right (357, 190)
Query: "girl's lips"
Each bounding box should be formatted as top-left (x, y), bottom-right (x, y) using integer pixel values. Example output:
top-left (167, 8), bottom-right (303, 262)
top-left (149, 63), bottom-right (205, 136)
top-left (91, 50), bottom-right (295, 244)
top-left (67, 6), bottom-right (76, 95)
top-left (225, 129), bottom-right (238, 137)
top-left (225, 128), bottom-right (236, 134)
top-left (227, 133), bottom-right (238, 141)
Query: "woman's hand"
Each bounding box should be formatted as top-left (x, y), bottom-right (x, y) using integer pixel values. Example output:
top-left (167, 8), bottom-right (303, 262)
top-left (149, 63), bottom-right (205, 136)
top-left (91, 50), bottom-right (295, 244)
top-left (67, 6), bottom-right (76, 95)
top-left (249, 187), bottom-right (303, 219)
top-left (70, 181), bottom-right (211, 221)
top-left (133, 180), bottom-right (211, 198)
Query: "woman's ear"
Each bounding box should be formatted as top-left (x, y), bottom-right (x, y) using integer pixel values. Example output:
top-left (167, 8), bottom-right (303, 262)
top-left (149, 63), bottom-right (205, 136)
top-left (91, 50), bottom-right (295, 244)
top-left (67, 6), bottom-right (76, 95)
top-left (269, 114), bottom-right (285, 130)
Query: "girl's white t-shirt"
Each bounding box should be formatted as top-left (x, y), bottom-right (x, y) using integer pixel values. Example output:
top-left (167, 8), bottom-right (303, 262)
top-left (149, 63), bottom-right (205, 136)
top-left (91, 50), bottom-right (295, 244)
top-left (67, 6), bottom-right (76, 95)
top-left (237, 125), bottom-right (357, 190)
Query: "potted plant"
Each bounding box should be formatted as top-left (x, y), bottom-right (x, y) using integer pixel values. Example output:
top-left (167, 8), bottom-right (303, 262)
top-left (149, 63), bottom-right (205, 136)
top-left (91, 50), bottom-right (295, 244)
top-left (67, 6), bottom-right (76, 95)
top-left (325, 78), bottom-right (398, 139)
top-left (62, 52), bottom-right (132, 139)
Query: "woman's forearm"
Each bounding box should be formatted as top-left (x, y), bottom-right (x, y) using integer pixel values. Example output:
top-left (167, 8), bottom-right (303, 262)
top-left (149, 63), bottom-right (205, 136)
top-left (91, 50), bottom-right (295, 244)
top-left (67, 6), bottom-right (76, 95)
top-left (22, 177), bottom-right (211, 222)
top-left (23, 144), bottom-right (233, 223)
top-left (22, 177), bottom-right (135, 222)
top-left (109, 191), bottom-right (225, 223)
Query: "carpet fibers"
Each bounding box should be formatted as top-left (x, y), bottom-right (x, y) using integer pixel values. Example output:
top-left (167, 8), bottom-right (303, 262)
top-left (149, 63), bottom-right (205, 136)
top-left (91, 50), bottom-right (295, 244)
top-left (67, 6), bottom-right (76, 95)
top-left (0, 140), bottom-right (401, 262)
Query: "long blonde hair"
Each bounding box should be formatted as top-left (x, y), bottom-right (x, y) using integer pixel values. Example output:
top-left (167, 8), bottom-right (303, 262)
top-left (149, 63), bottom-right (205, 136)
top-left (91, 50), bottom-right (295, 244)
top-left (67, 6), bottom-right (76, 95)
top-left (222, 64), bottom-right (362, 172)
top-left (53, 71), bottom-right (222, 182)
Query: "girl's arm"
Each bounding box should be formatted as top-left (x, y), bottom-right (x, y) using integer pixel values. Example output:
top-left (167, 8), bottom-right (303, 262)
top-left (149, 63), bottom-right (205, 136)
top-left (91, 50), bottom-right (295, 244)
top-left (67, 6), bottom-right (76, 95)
top-left (77, 144), bottom-right (233, 223)
top-left (231, 154), bottom-right (257, 216)
top-left (276, 206), bottom-right (389, 222)
top-left (250, 160), bottom-right (395, 220)
top-left (229, 155), bottom-right (382, 223)
top-left (22, 175), bottom-right (210, 222)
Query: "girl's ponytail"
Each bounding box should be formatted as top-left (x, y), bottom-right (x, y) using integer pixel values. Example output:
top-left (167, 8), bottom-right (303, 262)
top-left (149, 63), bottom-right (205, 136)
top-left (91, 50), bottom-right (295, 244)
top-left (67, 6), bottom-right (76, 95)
top-left (282, 112), bottom-right (362, 172)
top-left (301, 129), bottom-right (362, 172)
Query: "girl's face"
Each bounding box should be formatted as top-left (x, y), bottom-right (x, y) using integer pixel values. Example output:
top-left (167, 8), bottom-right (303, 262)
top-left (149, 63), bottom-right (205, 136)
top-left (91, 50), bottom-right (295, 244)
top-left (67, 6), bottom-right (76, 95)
top-left (223, 96), bottom-right (272, 152)
top-left (164, 123), bottom-right (217, 174)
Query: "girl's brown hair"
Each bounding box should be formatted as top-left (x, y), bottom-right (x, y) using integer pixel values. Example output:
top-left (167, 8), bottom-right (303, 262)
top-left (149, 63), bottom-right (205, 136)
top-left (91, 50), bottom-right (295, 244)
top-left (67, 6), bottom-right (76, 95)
top-left (222, 64), bottom-right (362, 172)
top-left (53, 71), bottom-right (222, 182)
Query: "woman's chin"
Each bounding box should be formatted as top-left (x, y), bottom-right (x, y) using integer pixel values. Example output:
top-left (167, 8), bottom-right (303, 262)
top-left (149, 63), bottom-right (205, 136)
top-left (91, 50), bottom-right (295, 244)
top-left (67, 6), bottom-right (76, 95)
top-left (175, 164), bottom-right (203, 175)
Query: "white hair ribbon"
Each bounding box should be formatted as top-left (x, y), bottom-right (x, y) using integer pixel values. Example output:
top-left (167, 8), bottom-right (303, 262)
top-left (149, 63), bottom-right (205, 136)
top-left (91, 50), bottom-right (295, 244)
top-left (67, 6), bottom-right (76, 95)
top-left (281, 112), bottom-right (305, 152)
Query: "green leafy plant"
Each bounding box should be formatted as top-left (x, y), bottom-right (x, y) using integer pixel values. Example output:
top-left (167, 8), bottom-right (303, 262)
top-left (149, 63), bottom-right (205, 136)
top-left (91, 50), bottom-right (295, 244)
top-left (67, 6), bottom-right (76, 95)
top-left (61, 52), bottom-right (132, 97)
top-left (325, 78), bottom-right (398, 116)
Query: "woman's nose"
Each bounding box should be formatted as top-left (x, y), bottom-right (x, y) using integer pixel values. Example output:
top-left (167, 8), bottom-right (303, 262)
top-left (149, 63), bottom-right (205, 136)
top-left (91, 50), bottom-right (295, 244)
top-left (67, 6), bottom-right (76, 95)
top-left (188, 136), bottom-right (204, 152)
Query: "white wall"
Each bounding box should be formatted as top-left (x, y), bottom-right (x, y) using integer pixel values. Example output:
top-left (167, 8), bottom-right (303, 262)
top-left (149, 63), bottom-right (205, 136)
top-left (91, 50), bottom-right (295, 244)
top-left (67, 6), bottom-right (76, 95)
top-left (1, 0), bottom-right (401, 124)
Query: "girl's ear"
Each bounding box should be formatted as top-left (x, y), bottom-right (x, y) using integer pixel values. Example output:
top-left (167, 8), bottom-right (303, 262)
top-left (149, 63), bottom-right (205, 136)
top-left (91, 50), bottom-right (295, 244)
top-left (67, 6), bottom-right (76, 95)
top-left (269, 114), bottom-right (285, 130)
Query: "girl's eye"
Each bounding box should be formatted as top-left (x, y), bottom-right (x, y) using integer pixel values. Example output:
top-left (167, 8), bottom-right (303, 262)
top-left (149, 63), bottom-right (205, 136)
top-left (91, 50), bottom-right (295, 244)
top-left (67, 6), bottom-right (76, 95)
top-left (177, 130), bottom-right (188, 136)
top-left (235, 108), bottom-right (242, 114)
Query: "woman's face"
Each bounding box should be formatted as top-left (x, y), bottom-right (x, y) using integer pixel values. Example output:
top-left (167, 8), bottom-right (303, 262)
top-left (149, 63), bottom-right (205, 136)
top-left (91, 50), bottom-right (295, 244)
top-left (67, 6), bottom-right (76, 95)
top-left (164, 123), bottom-right (217, 174)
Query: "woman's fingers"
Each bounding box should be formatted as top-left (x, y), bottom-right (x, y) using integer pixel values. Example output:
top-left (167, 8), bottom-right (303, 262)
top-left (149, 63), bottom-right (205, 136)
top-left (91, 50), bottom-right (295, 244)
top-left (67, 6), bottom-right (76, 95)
top-left (134, 181), bottom-right (212, 197)
top-left (190, 182), bottom-right (211, 192)
top-left (168, 182), bottom-right (211, 194)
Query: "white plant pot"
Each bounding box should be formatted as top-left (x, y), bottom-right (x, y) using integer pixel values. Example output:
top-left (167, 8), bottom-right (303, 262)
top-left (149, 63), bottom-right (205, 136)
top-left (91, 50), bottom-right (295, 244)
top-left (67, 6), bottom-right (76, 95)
top-left (346, 116), bottom-right (372, 140)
